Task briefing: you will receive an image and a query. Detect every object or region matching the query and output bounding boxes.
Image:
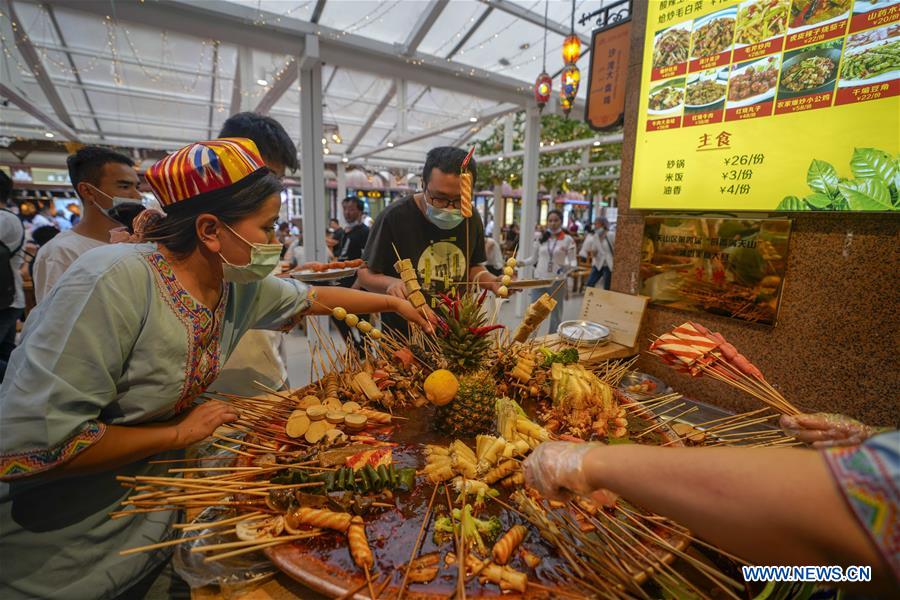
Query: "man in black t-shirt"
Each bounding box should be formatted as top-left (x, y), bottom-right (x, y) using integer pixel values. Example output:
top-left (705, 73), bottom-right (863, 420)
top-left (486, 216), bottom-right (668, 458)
top-left (359, 146), bottom-right (504, 335)
top-left (333, 196), bottom-right (370, 348)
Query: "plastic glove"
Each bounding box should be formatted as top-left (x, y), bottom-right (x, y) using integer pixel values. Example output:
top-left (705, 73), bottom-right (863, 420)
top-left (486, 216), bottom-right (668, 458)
top-left (523, 441), bottom-right (603, 501)
top-left (779, 412), bottom-right (881, 448)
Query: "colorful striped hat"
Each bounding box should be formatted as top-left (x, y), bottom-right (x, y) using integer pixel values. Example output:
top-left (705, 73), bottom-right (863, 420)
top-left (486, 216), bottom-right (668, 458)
top-left (145, 138), bottom-right (268, 214)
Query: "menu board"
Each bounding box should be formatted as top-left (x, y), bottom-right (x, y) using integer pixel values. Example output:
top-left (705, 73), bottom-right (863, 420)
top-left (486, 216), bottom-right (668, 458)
top-left (632, 0), bottom-right (900, 211)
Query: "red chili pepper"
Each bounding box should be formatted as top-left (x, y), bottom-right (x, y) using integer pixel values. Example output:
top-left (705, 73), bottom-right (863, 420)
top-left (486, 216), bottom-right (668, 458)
top-left (438, 292), bottom-right (454, 308)
top-left (477, 289), bottom-right (488, 306)
top-left (467, 324), bottom-right (506, 337)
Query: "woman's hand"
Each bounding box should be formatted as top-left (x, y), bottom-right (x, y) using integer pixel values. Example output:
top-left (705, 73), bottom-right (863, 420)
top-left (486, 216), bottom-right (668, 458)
top-left (390, 296), bottom-right (436, 334)
top-left (779, 413), bottom-right (880, 448)
top-left (523, 441), bottom-right (615, 504)
top-left (171, 400), bottom-right (240, 449)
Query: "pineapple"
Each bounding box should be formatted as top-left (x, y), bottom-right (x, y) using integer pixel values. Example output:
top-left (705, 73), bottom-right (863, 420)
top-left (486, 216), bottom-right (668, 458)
top-left (431, 291), bottom-right (503, 437)
top-left (435, 291), bottom-right (495, 373)
top-left (434, 372), bottom-right (497, 437)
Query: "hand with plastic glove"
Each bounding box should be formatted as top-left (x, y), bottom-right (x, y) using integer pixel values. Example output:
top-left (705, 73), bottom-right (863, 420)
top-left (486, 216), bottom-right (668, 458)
top-left (523, 441), bottom-right (616, 505)
top-left (779, 412), bottom-right (884, 448)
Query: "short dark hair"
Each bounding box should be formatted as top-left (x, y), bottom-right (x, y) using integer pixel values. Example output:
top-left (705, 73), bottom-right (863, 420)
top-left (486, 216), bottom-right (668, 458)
top-left (342, 196), bottom-right (364, 211)
top-left (32, 225), bottom-right (60, 246)
top-left (66, 146), bottom-right (135, 192)
top-left (143, 172), bottom-right (283, 257)
top-left (219, 112), bottom-right (298, 172)
top-left (422, 146), bottom-right (476, 189)
top-left (0, 170), bottom-right (12, 204)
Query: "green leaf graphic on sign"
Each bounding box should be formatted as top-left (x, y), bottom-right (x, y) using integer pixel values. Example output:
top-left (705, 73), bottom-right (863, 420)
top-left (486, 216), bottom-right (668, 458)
top-left (776, 196), bottom-right (809, 211)
top-left (804, 192), bottom-right (834, 209)
top-left (806, 159), bottom-right (839, 195)
top-left (838, 179), bottom-right (893, 211)
top-left (849, 148), bottom-right (897, 187)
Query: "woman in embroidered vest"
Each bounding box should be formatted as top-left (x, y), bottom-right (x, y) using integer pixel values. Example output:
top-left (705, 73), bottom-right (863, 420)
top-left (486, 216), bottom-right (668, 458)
top-left (0, 139), bottom-right (432, 599)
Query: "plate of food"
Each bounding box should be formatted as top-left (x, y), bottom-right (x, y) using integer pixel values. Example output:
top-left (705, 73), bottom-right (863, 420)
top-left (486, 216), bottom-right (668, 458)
top-left (726, 55), bottom-right (780, 107)
top-left (839, 38), bottom-right (900, 87)
top-left (291, 259), bottom-right (364, 282)
top-left (778, 48), bottom-right (841, 97)
top-left (652, 22), bottom-right (692, 68)
top-left (733, 0), bottom-right (790, 47)
top-left (690, 7), bottom-right (737, 60)
top-left (787, 0), bottom-right (851, 34)
top-left (507, 278), bottom-right (555, 289)
top-left (684, 71), bottom-right (728, 109)
top-left (647, 78), bottom-right (686, 115)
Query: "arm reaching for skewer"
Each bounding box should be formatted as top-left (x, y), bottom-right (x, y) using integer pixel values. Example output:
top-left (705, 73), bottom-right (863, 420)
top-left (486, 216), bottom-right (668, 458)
top-left (779, 412), bottom-right (886, 448)
top-left (524, 439), bottom-right (897, 593)
top-left (310, 286), bottom-right (435, 333)
top-left (356, 266), bottom-right (408, 299)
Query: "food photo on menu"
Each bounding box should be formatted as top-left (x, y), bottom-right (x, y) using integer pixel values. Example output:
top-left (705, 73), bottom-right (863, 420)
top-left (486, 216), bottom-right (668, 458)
top-left (787, 0), bottom-right (852, 32)
top-left (733, 0), bottom-right (790, 46)
top-left (690, 6), bottom-right (738, 60)
top-left (684, 68), bottom-right (729, 112)
top-left (652, 21), bottom-right (692, 69)
top-left (726, 55), bottom-right (781, 107)
top-left (647, 77), bottom-right (687, 116)
top-left (777, 39), bottom-right (843, 98)
top-left (839, 25), bottom-right (900, 86)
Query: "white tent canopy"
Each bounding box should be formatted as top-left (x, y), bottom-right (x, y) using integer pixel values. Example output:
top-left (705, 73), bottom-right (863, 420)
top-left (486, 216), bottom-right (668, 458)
top-left (1, 0), bottom-right (599, 171)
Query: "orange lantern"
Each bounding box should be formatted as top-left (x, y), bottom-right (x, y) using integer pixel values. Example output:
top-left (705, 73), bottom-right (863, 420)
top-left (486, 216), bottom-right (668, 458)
top-left (562, 34), bottom-right (581, 65)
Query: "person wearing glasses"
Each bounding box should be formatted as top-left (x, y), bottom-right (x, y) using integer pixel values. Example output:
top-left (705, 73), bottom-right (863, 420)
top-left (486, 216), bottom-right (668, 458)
top-left (358, 146), bottom-right (504, 335)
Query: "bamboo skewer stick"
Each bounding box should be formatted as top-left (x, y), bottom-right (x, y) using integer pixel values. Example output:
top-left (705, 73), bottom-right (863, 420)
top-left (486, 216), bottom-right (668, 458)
top-left (212, 433), bottom-right (277, 452)
top-left (174, 511), bottom-right (266, 531)
top-left (119, 529), bottom-right (223, 556)
top-left (210, 442), bottom-right (255, 457)
top-left (396, 484), bottom-right (440, 600)
top-left (202, 533), bottom-right (322, 563)
top-left (192, 531), bottom-right (322, 553)
top-left (363, 566), bottom-right (377, 600)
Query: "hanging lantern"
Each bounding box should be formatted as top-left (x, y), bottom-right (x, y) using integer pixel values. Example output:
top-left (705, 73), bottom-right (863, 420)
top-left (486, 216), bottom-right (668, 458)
top-left (533, 71), bottom-right (552, 111)
top-left (560, 64), bottom-right (580, 115)
top-left (559, 91), bottom-right (573, 116)
top-left (562, 34), bottom-right (581, 65)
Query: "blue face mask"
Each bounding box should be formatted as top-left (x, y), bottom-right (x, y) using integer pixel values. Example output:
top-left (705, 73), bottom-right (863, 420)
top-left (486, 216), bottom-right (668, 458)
top-left (425, 204), bottom-right (464, 230)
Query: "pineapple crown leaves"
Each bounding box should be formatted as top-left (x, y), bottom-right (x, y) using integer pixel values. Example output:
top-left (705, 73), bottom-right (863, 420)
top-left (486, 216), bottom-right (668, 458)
top-left (436, 289), bottom-right (505, 339)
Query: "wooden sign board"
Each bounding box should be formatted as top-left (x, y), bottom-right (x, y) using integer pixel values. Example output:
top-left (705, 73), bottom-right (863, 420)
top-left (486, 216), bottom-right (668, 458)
top-left (579, 288), bottom-right (649, 349)
top-left (585, 20), bottom-right (631, 130)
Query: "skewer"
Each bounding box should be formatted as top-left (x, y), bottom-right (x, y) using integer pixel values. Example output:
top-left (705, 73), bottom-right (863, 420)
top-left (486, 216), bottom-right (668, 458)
top-left (173, 511), bottom-right (266, 531)
top-left (212, 433), bottom-right (277, 452)
top-left (192, 531), bottom-right (321, 553)
top-left (443, 484), bottom-right (466, 600)
top-left (396, 484), bottom-right (440, 600)
top-left (119, 529), bottom-right (222, 556)
top-left (363, 566), bottom-right (377, 600)
top-left (202, 533), bottom-right (321, 563)
top-left (210, 442), bottom-right (255, 457)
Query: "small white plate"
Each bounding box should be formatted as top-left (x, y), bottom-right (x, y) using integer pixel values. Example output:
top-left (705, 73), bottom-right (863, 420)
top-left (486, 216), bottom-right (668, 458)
top-left (290, 267), bottom-right (358, 282)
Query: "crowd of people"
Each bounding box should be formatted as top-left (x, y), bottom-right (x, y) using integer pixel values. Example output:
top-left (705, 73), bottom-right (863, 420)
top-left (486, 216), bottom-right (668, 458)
top-left (0, 111), bottom-right (895, 598)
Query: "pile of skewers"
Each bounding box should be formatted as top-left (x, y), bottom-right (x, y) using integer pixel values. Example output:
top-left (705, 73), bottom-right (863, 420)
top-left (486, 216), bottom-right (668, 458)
top-left (649, 321), bottom-right (801, 415)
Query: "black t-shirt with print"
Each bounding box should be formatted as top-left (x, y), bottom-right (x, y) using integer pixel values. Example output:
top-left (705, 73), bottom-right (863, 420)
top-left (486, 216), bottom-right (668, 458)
top-left (362, 194), bottom-right (486, 333)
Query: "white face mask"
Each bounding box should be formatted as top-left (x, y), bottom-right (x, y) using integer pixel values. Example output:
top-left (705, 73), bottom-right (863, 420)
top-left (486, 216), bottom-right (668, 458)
top-left (87, 184), bottom-right (145, 229)
top-left (219, 223), bottom-right (283, 284)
